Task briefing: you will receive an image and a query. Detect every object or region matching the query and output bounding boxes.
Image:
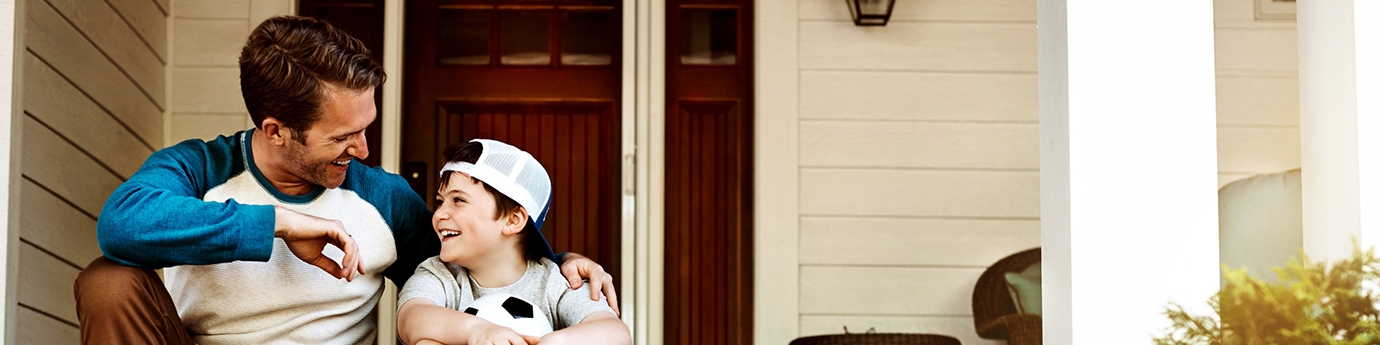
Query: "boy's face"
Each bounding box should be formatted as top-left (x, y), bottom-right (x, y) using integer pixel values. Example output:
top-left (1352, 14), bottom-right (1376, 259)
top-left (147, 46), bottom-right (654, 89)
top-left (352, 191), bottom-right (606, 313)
top-left (433, 172), bottom-right (510, 264)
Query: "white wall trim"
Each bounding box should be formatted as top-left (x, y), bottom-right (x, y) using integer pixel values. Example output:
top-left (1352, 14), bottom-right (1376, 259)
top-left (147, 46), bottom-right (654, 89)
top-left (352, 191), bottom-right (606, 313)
top-left (753, 0), bottom-right (800, 343)
top-left (630, 0), bottom-right (667, 342)
top-left (380, 0), bottom-right (403, 174)
top-left (1, 0), bottom-right (21, 341)
top-left (377, 1), bottom-right (403, 343)
top-left (619, 0), bottom-right (641, 339)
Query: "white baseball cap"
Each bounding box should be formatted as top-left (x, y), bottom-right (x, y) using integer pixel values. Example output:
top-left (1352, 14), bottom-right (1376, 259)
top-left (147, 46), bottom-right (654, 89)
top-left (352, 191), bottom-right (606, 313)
top-left (439, 139), bottom-right (555, 260)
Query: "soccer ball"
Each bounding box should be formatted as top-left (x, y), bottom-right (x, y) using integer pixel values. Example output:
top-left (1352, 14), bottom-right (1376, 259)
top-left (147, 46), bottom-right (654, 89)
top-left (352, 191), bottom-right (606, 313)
top-left (463, 293), bottom-right (554, 337)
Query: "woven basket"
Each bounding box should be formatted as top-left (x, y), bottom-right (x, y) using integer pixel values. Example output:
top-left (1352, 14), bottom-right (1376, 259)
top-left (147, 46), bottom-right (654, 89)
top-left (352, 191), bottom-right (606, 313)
top-left (788, 333), bottom-right (961, 345)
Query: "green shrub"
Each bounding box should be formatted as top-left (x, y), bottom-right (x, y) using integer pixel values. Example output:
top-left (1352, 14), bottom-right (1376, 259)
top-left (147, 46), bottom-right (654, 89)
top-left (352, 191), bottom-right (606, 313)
top-left (1154, 246), bottom-right (1380, 345)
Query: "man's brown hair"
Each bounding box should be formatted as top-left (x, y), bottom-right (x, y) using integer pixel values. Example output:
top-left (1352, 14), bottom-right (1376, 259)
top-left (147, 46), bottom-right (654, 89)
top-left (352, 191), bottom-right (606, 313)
top-left (239, 16), bottom-right (384, 140)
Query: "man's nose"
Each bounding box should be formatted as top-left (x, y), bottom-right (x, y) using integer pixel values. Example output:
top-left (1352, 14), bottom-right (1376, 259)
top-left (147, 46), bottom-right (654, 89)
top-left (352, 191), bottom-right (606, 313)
top-left (347, 132), bottom-right (369, 160)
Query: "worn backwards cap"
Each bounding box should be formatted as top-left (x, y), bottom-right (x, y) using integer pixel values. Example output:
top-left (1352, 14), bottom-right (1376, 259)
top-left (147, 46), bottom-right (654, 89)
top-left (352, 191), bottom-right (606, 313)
top-left (439, 139), bottom-right (555, 261)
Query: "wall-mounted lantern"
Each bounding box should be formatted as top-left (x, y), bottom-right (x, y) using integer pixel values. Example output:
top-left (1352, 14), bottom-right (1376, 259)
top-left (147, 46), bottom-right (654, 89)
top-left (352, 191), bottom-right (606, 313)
top-left (845, 0), bottom-right (896, 26)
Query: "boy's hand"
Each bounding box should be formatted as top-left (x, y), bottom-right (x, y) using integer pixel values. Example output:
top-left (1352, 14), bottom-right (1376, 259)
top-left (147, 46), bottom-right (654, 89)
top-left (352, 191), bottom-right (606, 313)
top-left (558, 252), bottom-right (620, 316)
top-left (469, 323), bottom-right (541, 345)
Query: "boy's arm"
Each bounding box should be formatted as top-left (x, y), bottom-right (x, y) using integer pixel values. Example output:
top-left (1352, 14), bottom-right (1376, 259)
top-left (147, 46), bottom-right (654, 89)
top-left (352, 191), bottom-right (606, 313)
top-left (539, 311), bottom-right (630, 345)
top-left (397, 299), bottom-right (539, 345)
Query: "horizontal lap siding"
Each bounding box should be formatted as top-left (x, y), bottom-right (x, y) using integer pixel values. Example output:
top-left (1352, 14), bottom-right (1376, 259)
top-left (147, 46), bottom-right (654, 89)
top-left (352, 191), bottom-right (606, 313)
top-left (168, 0), bottom-right (272, 143)
top-left (795, 1), bottom-right (1036, 343)
top-left (18, 0), bottom-right (167, 341)
top-left (1213, 0), bottom-right (1299, 188)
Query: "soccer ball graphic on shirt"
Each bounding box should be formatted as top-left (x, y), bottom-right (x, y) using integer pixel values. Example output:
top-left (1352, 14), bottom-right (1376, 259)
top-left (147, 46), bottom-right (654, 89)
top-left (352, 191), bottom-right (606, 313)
top-left (463, 293), bottom-right (554, 337)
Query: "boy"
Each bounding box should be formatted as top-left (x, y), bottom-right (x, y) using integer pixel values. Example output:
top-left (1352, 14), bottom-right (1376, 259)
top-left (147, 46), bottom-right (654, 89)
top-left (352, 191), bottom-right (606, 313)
top-left (397, 139), bottom-right (631, 345)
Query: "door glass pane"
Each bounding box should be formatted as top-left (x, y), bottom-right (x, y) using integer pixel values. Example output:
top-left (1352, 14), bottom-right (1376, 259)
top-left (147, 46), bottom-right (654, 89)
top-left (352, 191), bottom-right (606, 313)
top-left (560, 10), bottom-right (613, 65)
top-left (680, 8), bottom-right (736, 65)
top-left (438, 9), bottom-right (491, 65)
top-left (501, 10), bottom-right (552, 65)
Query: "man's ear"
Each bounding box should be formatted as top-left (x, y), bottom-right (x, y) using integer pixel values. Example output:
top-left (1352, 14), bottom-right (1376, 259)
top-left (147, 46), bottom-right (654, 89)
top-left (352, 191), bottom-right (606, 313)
top-left (259, 118), bottom-right (290, 146)
top-left (501, 207), bottom-right (530, 236)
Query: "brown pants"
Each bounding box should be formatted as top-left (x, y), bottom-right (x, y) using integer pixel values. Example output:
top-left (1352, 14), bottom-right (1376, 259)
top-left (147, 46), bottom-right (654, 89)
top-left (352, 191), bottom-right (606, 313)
top-left (73, 257), bottom-right (194, 345)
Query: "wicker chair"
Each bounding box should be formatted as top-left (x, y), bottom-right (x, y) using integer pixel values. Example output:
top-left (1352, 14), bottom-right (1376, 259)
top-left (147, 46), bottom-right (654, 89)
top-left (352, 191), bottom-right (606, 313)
top-left (971, 247), bottom-right (1042, 345)
top-left (788, 333), bottom-right (961, 345)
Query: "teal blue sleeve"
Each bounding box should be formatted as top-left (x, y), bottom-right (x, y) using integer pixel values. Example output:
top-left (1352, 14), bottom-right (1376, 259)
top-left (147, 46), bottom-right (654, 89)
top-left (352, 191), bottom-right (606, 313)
top-left (96, 137), bottom-right (275, 268)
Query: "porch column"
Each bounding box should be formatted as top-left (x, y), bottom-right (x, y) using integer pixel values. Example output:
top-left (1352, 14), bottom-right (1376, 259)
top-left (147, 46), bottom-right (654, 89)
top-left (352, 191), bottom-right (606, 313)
top-left (1297, 2), bottom-right (1380, 262)
top-left (1038, 1), bottom-right (1219, 343)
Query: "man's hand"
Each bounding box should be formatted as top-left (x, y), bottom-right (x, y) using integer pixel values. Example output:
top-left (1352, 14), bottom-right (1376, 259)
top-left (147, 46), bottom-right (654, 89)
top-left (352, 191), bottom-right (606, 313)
top-left (559, 252), bottom-right (620, 316)
top-left (274, 206), bottom-right (364, 281)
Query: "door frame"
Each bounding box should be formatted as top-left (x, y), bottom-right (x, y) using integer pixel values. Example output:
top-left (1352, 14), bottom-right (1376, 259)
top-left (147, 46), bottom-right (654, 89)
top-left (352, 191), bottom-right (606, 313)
top-left (376, 0), bottom-right (656, 341)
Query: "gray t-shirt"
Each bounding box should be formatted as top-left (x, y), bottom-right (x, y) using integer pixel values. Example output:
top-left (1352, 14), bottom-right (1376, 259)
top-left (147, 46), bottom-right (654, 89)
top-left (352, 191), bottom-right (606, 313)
top-left (398, 257), bottom-right (614, 329)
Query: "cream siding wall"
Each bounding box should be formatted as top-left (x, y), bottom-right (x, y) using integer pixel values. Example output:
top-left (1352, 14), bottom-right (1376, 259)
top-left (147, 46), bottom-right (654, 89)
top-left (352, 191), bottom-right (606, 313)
top-left (790, 0), bottom-right (1301, 343)
top-left (1215, 0), bottom-right (1300, 187)
top-left (17, 0), bottom-right (168, 342)
top-left (168, 0), bottom-right (291, 144)
top-left (794, 1), bottom-right (1038, 344)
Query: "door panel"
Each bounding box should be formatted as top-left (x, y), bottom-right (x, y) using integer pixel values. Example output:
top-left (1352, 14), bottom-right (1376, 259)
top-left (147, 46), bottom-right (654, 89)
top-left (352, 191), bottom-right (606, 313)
top-left (665, 100), bottom-right (751, 345)
top-left (664, 0), bottom-right (754, 342)
top-left (405, 0), bottom-right (623, 278)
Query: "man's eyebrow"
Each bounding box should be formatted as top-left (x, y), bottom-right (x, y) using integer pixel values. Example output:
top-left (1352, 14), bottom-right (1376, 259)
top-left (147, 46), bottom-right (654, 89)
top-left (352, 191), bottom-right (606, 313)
top-left (334, 129), bottom-right (364, 139)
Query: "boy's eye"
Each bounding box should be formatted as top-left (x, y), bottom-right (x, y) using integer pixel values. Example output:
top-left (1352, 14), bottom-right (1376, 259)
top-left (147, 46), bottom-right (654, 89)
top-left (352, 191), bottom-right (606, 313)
top-left (452, 197), bottom-right (465, 204)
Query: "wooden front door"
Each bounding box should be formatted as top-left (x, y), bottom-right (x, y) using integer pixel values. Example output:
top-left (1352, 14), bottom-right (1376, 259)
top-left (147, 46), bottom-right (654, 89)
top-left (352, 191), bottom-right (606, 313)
top-left (664, 0), bottom-right (754, 343)
top-left (403, 0), bottom-right (623, 278)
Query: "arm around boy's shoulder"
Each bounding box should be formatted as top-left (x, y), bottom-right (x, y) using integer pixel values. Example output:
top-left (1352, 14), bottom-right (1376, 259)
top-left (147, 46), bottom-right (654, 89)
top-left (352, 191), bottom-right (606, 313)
top-left (539, 259), bottom-right (617, 329)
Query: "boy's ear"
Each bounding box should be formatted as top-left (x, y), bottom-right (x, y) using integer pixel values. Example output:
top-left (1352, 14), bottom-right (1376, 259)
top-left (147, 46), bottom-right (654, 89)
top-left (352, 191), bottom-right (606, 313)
top-left (500, 207), bottom-right (530, 236)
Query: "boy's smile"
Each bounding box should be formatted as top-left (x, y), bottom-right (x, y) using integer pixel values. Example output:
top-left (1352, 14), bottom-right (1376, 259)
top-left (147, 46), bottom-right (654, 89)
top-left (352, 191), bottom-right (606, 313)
top-left (433, 172), bottom-right (509, 264)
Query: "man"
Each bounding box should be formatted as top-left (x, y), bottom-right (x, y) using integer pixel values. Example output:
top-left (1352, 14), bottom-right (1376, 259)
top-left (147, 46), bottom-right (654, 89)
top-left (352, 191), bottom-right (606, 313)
top-left (72, 16), bottom-right (617, 345)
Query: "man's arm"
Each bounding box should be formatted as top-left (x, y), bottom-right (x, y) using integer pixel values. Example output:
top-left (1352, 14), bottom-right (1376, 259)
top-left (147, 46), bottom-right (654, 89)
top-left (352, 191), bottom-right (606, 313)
top-left (99, 138), bottom-right (363, 280)
top-left (98, 140), bottom-right (276, 268)
top-left (538, 311), bottom-right (630, 345)
top-left (557, 252), bottom-right (620, 315)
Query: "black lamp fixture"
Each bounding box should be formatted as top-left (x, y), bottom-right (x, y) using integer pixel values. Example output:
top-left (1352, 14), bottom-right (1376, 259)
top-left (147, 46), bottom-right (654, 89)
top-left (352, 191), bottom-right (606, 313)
top-left (845, 0), bottom-right (896, 26)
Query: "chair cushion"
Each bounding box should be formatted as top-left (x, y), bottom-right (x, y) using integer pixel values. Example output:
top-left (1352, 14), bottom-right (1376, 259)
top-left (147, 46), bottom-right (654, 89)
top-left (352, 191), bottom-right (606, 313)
top-left (1004, 263), bottom-right (1041, 315)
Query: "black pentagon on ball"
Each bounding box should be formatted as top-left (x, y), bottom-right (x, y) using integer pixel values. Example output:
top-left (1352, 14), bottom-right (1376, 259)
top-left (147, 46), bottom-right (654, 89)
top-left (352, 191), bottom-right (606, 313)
top-left (464, 307), bottom-right (479, 315)
top-left (501, 297), bottom-right (535, 319)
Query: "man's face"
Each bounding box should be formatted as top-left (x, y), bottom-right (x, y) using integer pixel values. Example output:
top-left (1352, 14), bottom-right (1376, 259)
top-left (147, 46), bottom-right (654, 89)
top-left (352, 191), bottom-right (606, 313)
top-left (282, 87), bottom-right (375, 189)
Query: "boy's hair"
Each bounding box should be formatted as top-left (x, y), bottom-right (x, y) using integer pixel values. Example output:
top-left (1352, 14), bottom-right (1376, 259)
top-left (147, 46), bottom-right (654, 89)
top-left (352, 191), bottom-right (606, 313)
top-left (441, 141), bottom-right (546, 262)
top-left (239, 16), bottom-right (385, 142)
